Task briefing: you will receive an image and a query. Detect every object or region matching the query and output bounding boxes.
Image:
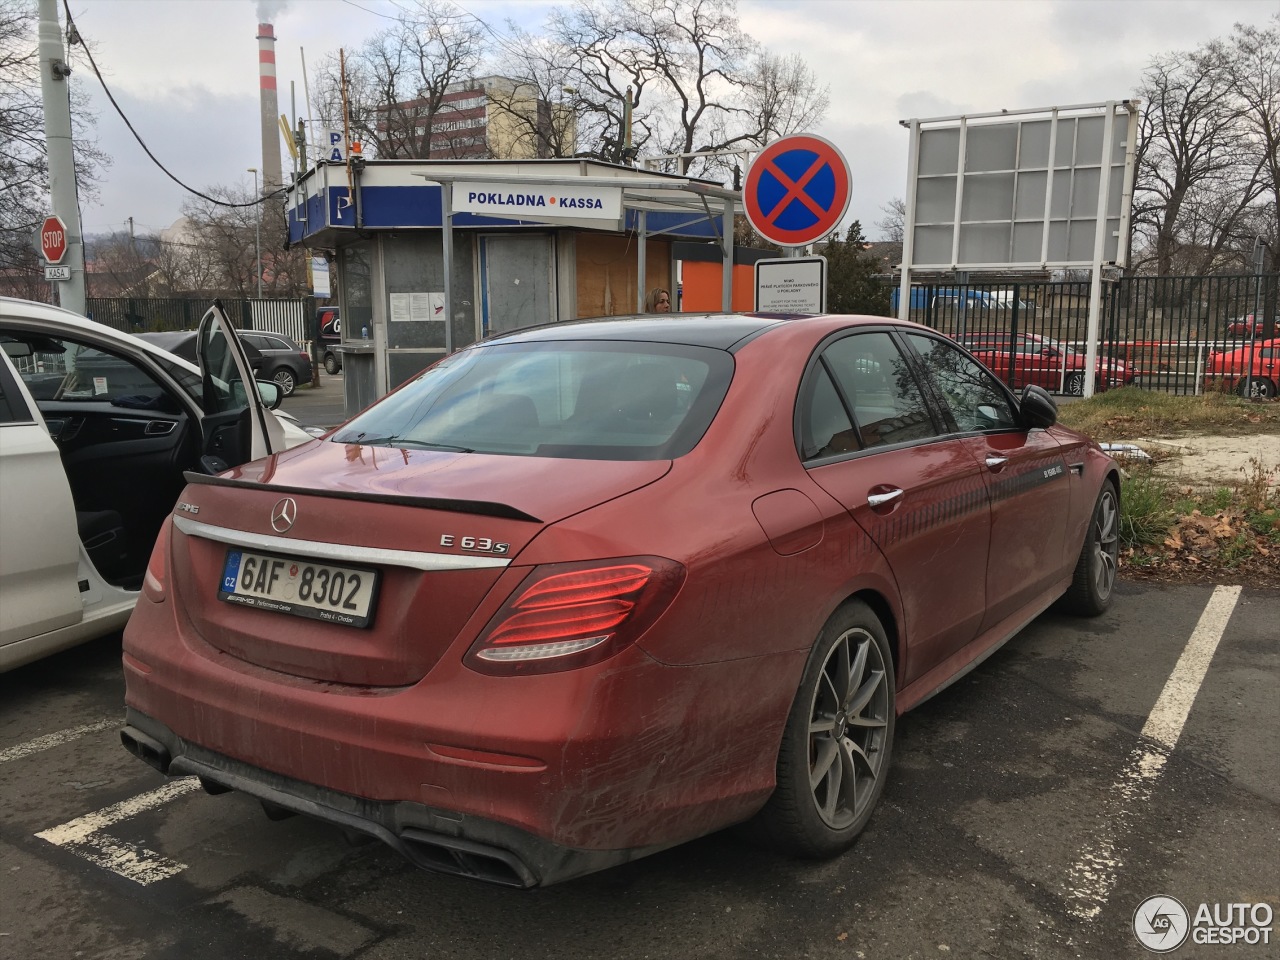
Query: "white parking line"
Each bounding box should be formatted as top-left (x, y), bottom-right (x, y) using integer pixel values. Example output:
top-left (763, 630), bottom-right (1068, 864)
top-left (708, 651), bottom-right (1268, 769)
top-left (1065, 584), bottom-right (1243, 920)
top-left (36, 779), bottom-right (201, 885)
top-left (0, 719), bottom-right (117, 764)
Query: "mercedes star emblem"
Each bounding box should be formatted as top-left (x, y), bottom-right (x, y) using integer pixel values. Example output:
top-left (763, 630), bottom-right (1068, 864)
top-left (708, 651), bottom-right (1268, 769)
top-left (270, 497), bottom-right (298, 533)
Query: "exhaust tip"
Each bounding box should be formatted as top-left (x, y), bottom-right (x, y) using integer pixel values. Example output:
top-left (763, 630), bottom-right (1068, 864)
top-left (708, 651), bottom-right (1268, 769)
top-left (399, 828), bottom-right (535, 888)
top-left (120, 726), bottom-right (171, 774)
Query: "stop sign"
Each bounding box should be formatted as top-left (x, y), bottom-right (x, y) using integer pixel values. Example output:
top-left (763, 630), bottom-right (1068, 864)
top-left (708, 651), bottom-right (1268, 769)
top-left (40, 215), bottom-right (68, 265)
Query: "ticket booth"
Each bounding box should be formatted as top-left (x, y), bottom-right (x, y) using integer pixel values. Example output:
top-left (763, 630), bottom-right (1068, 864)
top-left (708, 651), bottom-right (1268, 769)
top-left (286, 158), bottom-right (742, 417)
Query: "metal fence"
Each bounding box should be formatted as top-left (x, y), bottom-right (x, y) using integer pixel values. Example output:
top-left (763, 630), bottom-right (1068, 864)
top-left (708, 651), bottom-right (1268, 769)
top-left (86, 297), bottom-right (310, 343)
top-left (888, 273), bottom-right (1279, 396)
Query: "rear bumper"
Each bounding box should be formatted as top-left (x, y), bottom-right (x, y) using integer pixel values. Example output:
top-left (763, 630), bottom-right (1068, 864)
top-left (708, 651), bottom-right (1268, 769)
top-left (121, 708), bottom-right (662, 888)
top-left (121, 593), bottom-right (786, 881)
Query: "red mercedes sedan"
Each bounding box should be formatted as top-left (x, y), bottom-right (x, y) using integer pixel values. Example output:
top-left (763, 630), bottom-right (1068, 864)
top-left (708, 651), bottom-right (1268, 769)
top-left (121, 314), bottom-right (1120, 887)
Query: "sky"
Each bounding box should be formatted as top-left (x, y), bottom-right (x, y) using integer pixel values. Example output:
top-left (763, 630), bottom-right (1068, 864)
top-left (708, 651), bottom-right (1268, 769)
top-left (57, 0), bottom-right (1280, 241)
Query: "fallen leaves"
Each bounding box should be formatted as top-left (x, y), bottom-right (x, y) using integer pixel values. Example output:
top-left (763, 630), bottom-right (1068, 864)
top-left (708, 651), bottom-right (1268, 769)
top-left (1126, 506), bottom-right (1280, 588)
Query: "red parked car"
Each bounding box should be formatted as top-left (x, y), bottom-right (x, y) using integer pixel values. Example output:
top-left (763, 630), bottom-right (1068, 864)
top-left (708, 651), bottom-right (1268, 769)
top-left (1225, 315), bottom-right (1275, 338)
top-left (959, 332), bottom-right (1133, 395)
top-left (121, 314), bottom-right (1121, 887)
top-left (1204, 338), bottom-right (1279, 398)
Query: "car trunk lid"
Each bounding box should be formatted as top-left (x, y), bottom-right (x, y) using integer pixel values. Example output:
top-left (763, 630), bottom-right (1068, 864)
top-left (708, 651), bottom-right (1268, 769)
top-left (167, 442), bottom-right (670, 685)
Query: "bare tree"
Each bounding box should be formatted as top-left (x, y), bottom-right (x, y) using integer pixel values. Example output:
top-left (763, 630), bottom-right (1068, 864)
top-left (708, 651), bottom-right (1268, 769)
top-left (743, 51), bottom-right (829, 145)
top-left (1227, 17), bottom-right (1280, 274)
top-left (876, 198), bottom-right (906, 243)
top-left (546, 0), bottom-right (660, 163)
top-left (1131, 39), bottom-right (1262, 277)
top-left (0, 0), bottom-right (109, 292)
top-left (87, 231), bottom-right (161, 296)
top-left (313, 0), bottom-right (487, 160)
top-left (546, 0), bottom-right (827, 175)
top-left (488, 26), bottom-right (586, 159)
top-left (169, 188), bottom-right (307, 299)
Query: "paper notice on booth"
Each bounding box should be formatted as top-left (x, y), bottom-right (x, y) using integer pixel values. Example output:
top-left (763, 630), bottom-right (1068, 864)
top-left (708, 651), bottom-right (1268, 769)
top-left (754, 257), bottom-right (827, 314)
top-left (390, 292), bottom-right (446, 321)
top-left (389, 293), bottom-right (411, 322)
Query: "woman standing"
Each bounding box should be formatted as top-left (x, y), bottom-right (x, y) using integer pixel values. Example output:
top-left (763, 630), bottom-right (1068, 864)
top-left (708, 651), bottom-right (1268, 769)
top-left (645, 288), bottom-right (672, 313)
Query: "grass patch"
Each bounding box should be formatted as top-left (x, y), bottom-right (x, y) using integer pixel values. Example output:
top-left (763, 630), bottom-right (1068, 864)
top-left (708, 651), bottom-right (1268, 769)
top-left (1056, 387), bottom-right (1280, 439)
top-left (1118, 456), bottom-right (1279, 585)
top-left (1118, 467), bottom-right (1178, 548)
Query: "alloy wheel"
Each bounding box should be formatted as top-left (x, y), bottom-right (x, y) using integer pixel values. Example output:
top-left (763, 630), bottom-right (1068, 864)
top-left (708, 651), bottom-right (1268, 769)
top-left (807, 627), bottom-right (890, 830)
top-left (1091, 487), bottom-right (1119, 601)
top-left (273, 368), bottom-right (296, 396)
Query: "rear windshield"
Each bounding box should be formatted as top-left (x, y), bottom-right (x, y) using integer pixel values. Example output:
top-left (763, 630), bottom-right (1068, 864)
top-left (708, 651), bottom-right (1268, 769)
top-left (333, 340), bottom-right (733, 460)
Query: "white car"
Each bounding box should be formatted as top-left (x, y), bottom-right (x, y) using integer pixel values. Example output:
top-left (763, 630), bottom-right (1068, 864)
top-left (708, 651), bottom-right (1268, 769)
top-left (0, 297), bottom-right (311, 671)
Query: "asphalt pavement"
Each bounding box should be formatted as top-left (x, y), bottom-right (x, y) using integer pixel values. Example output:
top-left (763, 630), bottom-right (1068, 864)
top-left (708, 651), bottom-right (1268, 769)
top-left (1, 581), bottom-right (1276, 959)
top-left (281, 370), bottom-right (350, 430)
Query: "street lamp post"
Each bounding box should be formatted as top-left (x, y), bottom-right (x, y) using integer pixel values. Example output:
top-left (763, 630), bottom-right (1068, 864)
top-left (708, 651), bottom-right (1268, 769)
top-left (247, 167), bottom-right (262, 299)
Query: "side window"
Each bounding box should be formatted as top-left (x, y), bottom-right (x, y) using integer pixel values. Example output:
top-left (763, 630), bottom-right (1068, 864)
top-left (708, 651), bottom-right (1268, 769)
top-left (17, 336), bottom-right (178, 411)
top-left (799, 364), bottom-right (859, 460)
top-left (906, 333), bottom-right (1018, 432)
top-left (199, 314), bottom-right (254, 415)
top-left (823, 332), bottom-right (941, 449)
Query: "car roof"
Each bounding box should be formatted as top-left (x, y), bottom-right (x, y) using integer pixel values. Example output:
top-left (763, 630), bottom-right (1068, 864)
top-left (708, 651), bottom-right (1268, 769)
top-left (483, 312), bottom-right (902, 351)
top-left (0, 296), bottom-right (203, 375)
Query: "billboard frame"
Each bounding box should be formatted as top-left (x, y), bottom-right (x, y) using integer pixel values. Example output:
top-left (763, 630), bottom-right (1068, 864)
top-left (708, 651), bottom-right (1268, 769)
top-left (896, 100), bottom-right (1142, 398)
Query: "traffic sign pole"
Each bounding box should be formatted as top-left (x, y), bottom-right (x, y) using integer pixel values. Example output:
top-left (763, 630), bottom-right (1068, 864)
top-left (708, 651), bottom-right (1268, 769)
top-left (38, 0), bottom-right (85, 313)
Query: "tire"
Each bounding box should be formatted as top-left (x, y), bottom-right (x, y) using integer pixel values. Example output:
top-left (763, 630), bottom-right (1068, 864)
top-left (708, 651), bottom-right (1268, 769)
top-left (748, 601), bottom-right (895, 858)
top-left (1060, 481), bottom-right (1119, 617)
top-left (1236, 378), bottom-right (1276, 399)
top-left (271, 367), bottom-right (296, 397)
top-left (324, 352), bottom-right (339, 376)
top-left (1064, 371), bottom-right (1086, 396)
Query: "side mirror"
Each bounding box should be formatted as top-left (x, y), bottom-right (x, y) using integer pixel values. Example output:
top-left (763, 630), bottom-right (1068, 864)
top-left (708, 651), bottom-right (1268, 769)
top-left (1019, 384), bottom-right (1058, 429)
top-left (255, 380), bottom-right (283, 410)
top-left (1040, 347), bottom-right (1059, 357)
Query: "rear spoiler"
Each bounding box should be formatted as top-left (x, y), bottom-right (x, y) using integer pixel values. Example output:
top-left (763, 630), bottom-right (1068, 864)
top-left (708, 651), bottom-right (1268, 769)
top-left (183, 472), bottom-right (542, 523)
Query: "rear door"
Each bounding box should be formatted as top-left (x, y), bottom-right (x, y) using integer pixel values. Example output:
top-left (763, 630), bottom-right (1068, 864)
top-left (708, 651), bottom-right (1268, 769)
top-left (802, 329), bottom-right (993, 685)
top-left (195, 303), bottom-right (283, 468)
top-left (904, 332), bottom-right (1071, 630)
top-left (0, 347), bottom-right (82, 648)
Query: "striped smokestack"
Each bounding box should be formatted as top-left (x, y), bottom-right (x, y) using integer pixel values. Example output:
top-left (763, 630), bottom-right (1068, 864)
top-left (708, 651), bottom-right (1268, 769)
top-left (257, 22), bottom-right (283, 193)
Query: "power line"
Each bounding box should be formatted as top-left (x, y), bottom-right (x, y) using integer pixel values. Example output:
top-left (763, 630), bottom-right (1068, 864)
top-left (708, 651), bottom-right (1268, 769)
top-left (60, 0), bottom-right (289, 210)
top-left (338, 0), bottom-right (403, 22)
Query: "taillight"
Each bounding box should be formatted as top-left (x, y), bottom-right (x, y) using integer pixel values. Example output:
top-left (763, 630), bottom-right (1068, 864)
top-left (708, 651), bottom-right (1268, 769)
top-left (465, 557), bottom-right (686, 675)
top-left (141, 516), bottom-right (172, 603)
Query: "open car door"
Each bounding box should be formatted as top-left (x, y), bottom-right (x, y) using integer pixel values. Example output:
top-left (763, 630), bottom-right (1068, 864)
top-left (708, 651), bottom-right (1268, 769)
top-left (0, 343), bottom-right (85, 655)
top-left (195, 302), bottom-right (285, 471)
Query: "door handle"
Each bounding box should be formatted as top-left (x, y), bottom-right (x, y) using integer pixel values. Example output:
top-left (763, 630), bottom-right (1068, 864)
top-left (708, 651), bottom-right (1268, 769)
top-left (985, 456), bottom-right (1008, 470)
top-left (867, 488), bottom-right (904, 508)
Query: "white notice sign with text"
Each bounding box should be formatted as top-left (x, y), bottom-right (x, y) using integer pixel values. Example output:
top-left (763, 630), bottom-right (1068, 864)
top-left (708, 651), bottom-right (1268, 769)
top-left (754, 257), bottom-right (827, 314)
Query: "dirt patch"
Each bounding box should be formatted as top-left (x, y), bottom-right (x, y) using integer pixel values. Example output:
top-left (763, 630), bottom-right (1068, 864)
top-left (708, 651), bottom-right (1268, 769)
top-left (1128, 434), bottom-right (1280, 490)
